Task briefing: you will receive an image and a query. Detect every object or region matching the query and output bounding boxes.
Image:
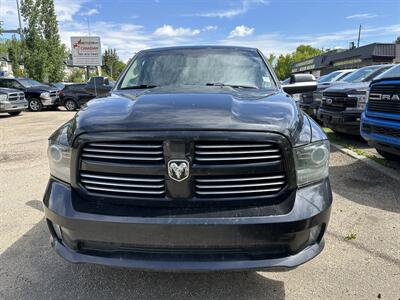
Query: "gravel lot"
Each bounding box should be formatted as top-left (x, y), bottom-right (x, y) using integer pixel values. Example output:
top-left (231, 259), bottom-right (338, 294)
top-left (0, 111), bottom-right (399, 299)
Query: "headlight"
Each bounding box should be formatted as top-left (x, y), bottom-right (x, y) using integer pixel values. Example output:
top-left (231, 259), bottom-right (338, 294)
top-left (47, 124), bottom-right (72, 183)
top-left (293, 140), bottom-right (330, 187)
top-left (40, 92), bottom-right (51, 99)
top-left (0, 94), bottom-right (8, 101)
top-left (348, 94), bottom-right (367, 110)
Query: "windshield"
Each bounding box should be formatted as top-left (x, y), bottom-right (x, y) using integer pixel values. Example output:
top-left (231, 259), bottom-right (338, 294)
top-left (341, 66), bottom-right (382, 83)
top-left (319, 71), bottom-right (341, 83)
top-left (119, 48), bottom-right (275, 89)
top-left (374, 64), bottom-right (400, 80)
top-left (18, 79), bottom-right (44, 88)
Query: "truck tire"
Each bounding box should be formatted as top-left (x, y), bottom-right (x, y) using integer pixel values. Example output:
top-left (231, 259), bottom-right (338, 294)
top-left (64, 99), bottom-right (78, 111)
top-left (28, 98), bottom-right (43, 112)
top-left (8, 111), bottom-right (22, 116)
top-left (377, 149), bottom-right (400, 161)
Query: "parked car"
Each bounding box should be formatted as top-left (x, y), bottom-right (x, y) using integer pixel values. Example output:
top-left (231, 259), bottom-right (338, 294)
top-left (317, 64), bottom-right (393, 134)
top-left (60, 77), bottom-right (113, 111)
top-left (361, 64), bottom-right (400, 160)
top-left (0, 78), bottom-right (60, 111)
top-left (300, 69), bottom-right (356, 119)
top-left (0, 88), bottom-right (28, 116)
top-left (44, 46), bottom-right (332, 272)
top-left (60, 83), bottom-right (96, 111)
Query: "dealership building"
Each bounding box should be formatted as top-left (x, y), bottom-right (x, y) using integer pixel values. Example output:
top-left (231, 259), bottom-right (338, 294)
top-left (291, 43), bottom-right (400, 78)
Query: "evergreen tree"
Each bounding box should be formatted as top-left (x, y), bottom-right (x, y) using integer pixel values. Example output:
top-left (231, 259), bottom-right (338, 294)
top-left (39, 0), bottom-right (65, 82)
top-left (21, 0), bottom-right (47, 81)
top-left (102, 48), bottom-right (125, 79)
top-left (20, 0), bottom-right (65, 82)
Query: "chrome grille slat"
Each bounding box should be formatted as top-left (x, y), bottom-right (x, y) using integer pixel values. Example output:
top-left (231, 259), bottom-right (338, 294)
top-left (81, 141), bottom-right (164, 165)
top-left (80, 171), bottom-right (166, 197)
top-left (196, 188), bottom-right (282, 195)
top-left (196, 181), bottom-right (285, 189)
top-left (81, 173), bottom-right (163, 182)
top-left (85, 185), bottom-right (165, 195)
top-left (89, 143), bottom-right (162, 148)
top-left (196, 175), bottom-right (285, 183)
top-left (196, 144), bottom-right (273, 149)
top-left (195, 155), bottom-right (282, 161)
top-left (194, 141), bottom-right (283, 165)
top-left (84, 148), bottom-right (163, 155)
top-left (195, 149), bottom-right (280, 155)
top-left (81, 153), bottom-right (164, 161)
top-left (195, 173), bottom-right (286, 199)
top-left (81, 179), bottom-right (165, 189)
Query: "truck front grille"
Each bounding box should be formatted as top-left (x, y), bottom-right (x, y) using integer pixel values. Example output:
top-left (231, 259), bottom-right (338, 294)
top-left (322, 92), bottom-right (356, 111)
top-left (368, 85), bottom-right (400, 114)
top-left (80, 171), bottom-right (166, 198)
top-left (8, 92), bottom-right (25, 102)
top-left (194, 141), bottom-right (282, 165)
top-left (195, 173), bottom-right (286, 199)
top-left (81, 141), bottom-right (164, 165)
top-left (50, 91), bottom-right (59, 98)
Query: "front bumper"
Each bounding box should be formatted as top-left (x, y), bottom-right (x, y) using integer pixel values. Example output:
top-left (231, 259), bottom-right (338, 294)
top-left (43, 178), bottom-right (332, 272)
top-left (41, 97), bottom-right (60, 106)
top-left (318, 108), bottom-right (361, 135)
top-left (361, 113), bottom-right (400, 156)
top-left (0, 100), bottom-right (28, 112)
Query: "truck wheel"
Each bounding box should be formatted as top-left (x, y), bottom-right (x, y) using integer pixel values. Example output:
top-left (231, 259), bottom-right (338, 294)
top-left (28, 98), bottom-right (43, 112)
top-left (8, 111), bottom-right (22, 116)
top-left (377, 149), bottom-right (400, 161)
top-left (64, 99), bottom-right (78, 111)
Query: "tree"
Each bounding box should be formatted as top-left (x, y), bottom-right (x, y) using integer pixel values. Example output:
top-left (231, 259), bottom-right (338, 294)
top-left (395, 37), bottom-right (400, 44)
top-left (20, 0), bottom-right (65, 82)
top-left (272, 45), bottom-right (325, 80)
top-left (40, 0), bottom-right (65, 82)
top-left (7, 36), bottom-right (25, 77)
top-left (266, 53), bottom-right (276, 67)
top-left (66, 68), bottom-right (85, 83)
top-left (102, 48), bottom-right (125, 80)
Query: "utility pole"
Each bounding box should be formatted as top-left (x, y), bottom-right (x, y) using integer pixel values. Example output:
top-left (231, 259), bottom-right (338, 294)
top-left (357, 24), bottom-right (362, 48)
top-left (16, 0), bottom-right (23, 39)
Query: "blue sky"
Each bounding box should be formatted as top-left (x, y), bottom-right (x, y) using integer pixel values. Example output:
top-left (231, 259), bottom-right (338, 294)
top-left (1, 0), bottom-right (400, 61)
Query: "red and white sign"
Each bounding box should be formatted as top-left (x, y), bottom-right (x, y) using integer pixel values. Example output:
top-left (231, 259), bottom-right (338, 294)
top-left (71, 36), bottom-right (102, 66)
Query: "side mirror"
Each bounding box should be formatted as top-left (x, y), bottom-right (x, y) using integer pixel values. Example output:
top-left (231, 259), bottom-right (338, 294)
top-left (282, 74), bottom-right (317, 94)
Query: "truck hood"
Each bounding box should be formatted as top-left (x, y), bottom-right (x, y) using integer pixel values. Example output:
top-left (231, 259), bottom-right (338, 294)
top-left (323, 82), bottom-right (370, 94)
top-left (26, 86), bottom-right (59, 93)
top-left (73, 86), bottom-right (310, 146)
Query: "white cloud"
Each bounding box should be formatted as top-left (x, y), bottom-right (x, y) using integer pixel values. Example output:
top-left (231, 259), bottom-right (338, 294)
top-left (228, 25), bottom-right (254, 38)
top-left (79, 8), bottom-right (99, 16)
top-left (346, 13), bottom-right (377, 19)
top-left (55, 0), bottom-right (88, 22)
top-left (203, 25), bottom-right (218, 31)
top-left (189, 0), bottom-right (268, 18)
top-left (153, 25), bottom-right (201, 37)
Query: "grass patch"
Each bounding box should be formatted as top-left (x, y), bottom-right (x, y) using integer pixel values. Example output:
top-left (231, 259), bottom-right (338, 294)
top-left (323, 127), bottom-right (395, 169)
top-left (344, 233), bottom-right (357, 241)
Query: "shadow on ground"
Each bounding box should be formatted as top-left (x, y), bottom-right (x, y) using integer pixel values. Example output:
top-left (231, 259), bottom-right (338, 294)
top-left (329, 148), bottom-right (400, 213)
top-left (0, 220), bottom-right (285, 300)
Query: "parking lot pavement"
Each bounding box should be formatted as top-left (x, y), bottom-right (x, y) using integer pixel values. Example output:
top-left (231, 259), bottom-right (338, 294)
top-left (1, 111), bottom-right (399, 299)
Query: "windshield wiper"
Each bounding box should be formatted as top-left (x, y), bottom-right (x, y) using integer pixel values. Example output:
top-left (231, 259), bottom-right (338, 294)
top-left (206, 82), bottom-right (258, 89)
top-left (120, 84), bottom-right (158, 90)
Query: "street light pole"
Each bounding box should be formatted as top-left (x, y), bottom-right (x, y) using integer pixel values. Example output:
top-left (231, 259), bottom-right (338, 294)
top-left (16, 0), bottom-right (23, 40)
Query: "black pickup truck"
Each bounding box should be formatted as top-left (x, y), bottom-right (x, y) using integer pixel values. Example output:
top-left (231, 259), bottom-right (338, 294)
top-left (44, 46), bottom-right (332, 272)
top-left (0, 77), bottom-right (60, 111)
top-left (60, 77), bottom-right (113, 111)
